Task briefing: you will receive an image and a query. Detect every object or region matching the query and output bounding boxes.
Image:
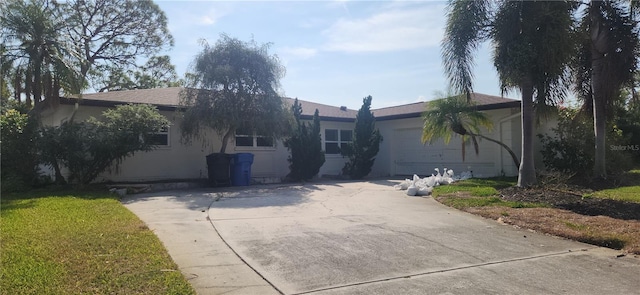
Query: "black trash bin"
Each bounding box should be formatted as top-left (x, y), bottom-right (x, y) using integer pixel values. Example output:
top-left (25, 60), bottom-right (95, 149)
top-left (231, 153), bottom-right (254, 186)
top-left (206, 153), bottom-right (232, 186)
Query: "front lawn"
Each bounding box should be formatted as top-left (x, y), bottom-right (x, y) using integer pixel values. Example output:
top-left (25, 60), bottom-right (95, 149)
top-left (0, 189), bottom-right (195, 295)
top-left (432, 177), bottom-right (516, 197)
top-left (589, 170), bottom-right (640, 203)
top-left (432, 175), bottom-right (640, 255)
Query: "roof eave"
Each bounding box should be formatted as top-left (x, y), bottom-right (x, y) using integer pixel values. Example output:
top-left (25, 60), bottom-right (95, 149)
top-left (376, 112), bottom-right (423, 121)
top-left (59, 97), bottom-right (179, 111)
top-left (375, 101), bottom-right (521, 121)
top-left (475, 101), bottom-right (521, 111)
top-left (299, 114), bottom-right (355, 122)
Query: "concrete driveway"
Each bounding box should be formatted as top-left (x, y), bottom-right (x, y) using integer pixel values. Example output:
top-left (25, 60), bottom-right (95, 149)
top-left (123, 181), bottom-right (640, 295)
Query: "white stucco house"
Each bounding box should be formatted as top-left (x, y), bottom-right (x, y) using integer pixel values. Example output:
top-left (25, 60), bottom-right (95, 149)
top-left (39, 87), bottom-right (550, 183)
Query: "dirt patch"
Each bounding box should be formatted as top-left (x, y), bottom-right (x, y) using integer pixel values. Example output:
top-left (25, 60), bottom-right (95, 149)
top-left (436, 186), bottom-right (640, 255)
top-left (465, 207), bottom-right (640, 254)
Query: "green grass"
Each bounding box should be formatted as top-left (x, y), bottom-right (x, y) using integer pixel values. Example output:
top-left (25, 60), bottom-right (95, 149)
top-left (587, 170), bottom-right (640, 203)
top-left (432, 177), bottom-right (516, 198)
top-left (589, 186), bottom-right (640, 203)
top-left (438, 196), bottom-right (547, 209)
top-left (0, 189), bottom-right (195, 295)
top-left (433, 177), bottom-right (547, 209)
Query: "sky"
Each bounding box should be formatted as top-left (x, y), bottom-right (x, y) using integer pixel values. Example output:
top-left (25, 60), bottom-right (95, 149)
top-left (155, 0), bottom-right (517, 110)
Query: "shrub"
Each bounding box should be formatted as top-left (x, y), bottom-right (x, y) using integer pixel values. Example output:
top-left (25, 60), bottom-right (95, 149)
top-left (284, 99), bottom-right (325, 181)
top-left (538, 108), bottom-right (633, 177)
top-left (341, 95), bottom-right (383, 179)
top-left (39, 104), bottom-right (169, 185)
top-left (0, 108), bottom-right (40, 191)
top-left (615, 102), bottom-right (640, 163)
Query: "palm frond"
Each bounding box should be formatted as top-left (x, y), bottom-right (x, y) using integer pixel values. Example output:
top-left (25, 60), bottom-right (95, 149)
top-left (470, 134), bottom-right (480, 155)
top-left (421, 92), bottom-right (493, 156)
top-left (441, 0), bottom-right (491, 97)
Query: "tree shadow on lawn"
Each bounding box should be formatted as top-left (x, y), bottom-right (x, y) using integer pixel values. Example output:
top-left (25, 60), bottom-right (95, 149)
top-left (500, 186), bottom-right (640, 221)
top-left (0, 198), bottom-right (38, 213)
top-left (556, 198), bottom-right (640, 221)
top-left (1, 186), bottom-right (118, 213)
top-left (569, 169), bottom-right (640, 191)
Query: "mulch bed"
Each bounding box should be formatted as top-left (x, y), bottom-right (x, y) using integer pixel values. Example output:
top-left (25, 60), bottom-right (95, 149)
top-left (499, 186), bottom-right (640, 221)
top-left (439, 185), bottom-right (640, 255)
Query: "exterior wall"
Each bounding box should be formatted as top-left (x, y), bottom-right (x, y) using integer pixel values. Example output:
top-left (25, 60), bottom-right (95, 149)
top-left (232, 137), bottom-right (289, 183)
top-left (40, 102), bottom-right (558, 183)
top-left (40, 104), bottom-right (291, 183)
top-left (95, 110), bottom-right (221, 182)
top-left (318, 120), bottom-right (356, 177)
top-left (498, 112), bottom-right (521, 176)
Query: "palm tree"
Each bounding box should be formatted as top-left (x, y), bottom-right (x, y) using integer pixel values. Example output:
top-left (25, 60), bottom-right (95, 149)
top-left (574, 1), bottom-right (639, 178)
top-left (421, 93), bottom-right (520, 170)
top-left (442, 0), bottom-right (575, 187)
top-left (0, 0), bottom-right (81, 107)
top-left (0, 45), bottom-right (12, 101)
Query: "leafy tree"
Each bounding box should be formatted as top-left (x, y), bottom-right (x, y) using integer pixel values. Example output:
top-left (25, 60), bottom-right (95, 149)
top-left (573, 1), bottom-right (639, 178)
top-left (95, 56), bottom-right (181, 92)
top-left (421, 93), bottom-right (519, 170)
top-left (63, 0), bottom-right (174, 85)
top-left (180, 35), bottom-right (290, 153)
top-left (0, 108), bottom-right (40, 190)
top-left (284, 99), bottom-right (325, 181)
top-left (1, 0), bottom-right (175, 107)
top-left (341, 95), bottom-right (383, 179)
top-left (39, 104), bottom-right (169, 185)
top-left (442, 0), bottom-right (575, 187)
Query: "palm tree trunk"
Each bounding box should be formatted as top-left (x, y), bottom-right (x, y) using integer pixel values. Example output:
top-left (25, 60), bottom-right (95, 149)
top-left (472, 133), bottom-right (520, 170)
top-left (590, 4), bottom-right (608, 179)
top-left (518, 79), bottom-right (537, 187)
top-left (25, 69), bottom-right (32, 107)
top-left (33, 57), bottom-right (43, 106)
top-left (592, 87), bottom-right (607, 178)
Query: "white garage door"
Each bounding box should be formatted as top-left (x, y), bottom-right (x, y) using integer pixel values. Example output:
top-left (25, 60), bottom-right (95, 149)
top-left (393, 128), bottom-right (496, 177)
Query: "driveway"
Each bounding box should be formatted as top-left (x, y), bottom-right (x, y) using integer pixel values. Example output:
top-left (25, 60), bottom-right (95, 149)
top-left (123, 181), bottom-right (640, 295)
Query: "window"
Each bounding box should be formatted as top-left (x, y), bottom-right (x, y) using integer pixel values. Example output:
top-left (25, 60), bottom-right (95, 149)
top-left (324, 129), bottom-right (352, 154)
top-left (148, 126), bottom-right (169, 146)
top-left (235, 128), bottom-right (275, 148)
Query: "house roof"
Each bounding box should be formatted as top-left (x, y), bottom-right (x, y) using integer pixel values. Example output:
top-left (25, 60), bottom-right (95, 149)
top-left (61, 87), bottom-right (519, 121)
top-left (64, 87), bottom-right (183, 109)
top-left (372, 93), bottom-right (520, 121)
top-left (287, 99), bottom-right (358, 122)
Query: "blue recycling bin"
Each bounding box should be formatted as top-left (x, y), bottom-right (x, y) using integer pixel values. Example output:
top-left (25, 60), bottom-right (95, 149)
top-left (231, 153), bottom-right (254, 186)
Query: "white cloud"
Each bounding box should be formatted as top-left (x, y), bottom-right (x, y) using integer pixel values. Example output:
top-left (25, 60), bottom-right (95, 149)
top-left (199, 8), bottom-right (228, 26)
top-left (322, 3), bottom-right (445, 53)
top-left (279, 47), bottom-right (319, 60)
